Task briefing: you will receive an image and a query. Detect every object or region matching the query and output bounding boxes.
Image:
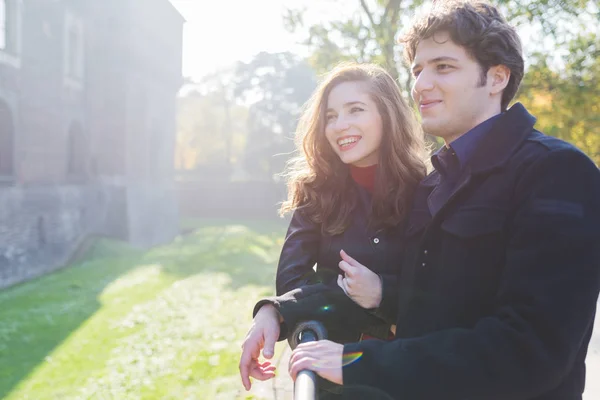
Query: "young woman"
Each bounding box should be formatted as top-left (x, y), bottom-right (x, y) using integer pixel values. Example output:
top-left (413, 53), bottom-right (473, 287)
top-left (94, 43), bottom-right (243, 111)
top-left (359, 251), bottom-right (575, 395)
top-left (241, 63), bottom-right (427, 397)
top-left (273, 62), bottom-right (427, 343)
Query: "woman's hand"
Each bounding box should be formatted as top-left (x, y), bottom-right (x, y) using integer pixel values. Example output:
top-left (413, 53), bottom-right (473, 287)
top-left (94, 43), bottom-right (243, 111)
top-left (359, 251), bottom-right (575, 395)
top-left (337, 250), bottom-right (382, 309)
top-left (239, 304), bottom-right (281, 390)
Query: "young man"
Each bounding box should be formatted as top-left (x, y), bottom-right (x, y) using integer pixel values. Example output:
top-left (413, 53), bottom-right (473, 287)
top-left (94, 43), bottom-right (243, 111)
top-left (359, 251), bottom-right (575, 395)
top-left (240, 2), bottom-right (600, 399)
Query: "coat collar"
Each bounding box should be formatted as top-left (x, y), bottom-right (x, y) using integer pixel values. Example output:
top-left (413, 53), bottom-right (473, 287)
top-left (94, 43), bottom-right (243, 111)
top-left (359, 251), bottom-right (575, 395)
top-left (408, 103), bottom-right (537, 229)
top-left (420, 103), bottom-right (536, 188)
top-left (469, 102), bottom-right (537, 175)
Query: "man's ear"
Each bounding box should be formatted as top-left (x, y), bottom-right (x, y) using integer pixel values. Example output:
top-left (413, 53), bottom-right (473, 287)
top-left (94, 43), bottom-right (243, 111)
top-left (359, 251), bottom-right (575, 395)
top-left (489, 64), bottom-right (511, 95)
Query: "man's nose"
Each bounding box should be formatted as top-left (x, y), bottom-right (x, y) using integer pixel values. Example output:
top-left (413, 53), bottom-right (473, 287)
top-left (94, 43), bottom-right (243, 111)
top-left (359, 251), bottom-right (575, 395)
top-left (412, 70), bottom-right (434, 101)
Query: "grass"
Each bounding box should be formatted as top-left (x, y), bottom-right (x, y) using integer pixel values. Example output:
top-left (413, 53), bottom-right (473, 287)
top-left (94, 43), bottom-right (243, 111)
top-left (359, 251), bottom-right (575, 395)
top-left (0, 218), bottom-right (288, 400)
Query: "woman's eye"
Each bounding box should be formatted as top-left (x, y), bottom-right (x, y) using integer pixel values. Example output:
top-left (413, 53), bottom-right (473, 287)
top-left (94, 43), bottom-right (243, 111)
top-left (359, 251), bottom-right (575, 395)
top-left (350, 107), bottom-right (364, 113)
top-left (326, 114), bottom-right (336, 122)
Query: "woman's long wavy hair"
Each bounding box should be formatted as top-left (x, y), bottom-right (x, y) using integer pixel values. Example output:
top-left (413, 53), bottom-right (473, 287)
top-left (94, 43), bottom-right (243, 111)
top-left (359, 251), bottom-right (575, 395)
top-left (280, 63), bottom-right (428, 235)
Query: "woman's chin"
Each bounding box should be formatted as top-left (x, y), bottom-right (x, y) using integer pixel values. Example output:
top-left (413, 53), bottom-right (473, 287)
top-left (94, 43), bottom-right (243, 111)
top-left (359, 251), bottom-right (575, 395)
top-left (338, 153), bottom-right (361, 165)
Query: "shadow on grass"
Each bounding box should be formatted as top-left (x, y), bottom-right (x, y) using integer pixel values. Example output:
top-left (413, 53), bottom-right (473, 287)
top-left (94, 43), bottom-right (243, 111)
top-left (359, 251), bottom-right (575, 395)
top-left (0, 240), bottom-right (145, 399)
top-left (0, 218), bottom-right (287, 399)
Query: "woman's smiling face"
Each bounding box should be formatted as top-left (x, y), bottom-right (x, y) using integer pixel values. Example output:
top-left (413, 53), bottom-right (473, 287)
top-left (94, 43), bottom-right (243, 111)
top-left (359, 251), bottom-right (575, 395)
top-left (325, 81), bottom-right (383, 167)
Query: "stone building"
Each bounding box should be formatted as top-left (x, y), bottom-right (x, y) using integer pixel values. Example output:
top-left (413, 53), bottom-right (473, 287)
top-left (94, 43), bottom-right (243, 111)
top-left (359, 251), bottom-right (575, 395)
top-left (0, 0), bottom-right (184, 288)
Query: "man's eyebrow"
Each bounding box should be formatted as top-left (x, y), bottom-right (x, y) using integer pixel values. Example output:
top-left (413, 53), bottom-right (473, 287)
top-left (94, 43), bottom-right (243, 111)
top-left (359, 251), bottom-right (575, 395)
top-left (412, 56), bottom-right (460, 72)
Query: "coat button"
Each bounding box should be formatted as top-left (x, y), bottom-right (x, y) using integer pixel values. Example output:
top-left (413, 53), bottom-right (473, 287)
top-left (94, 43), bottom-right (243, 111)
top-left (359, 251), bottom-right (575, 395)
top-left (422, 262), bottom-right (427, 267)
top-left (423, 249), bottom-right (428, 255)
top-left (373, 238), bottom-right (380, 244)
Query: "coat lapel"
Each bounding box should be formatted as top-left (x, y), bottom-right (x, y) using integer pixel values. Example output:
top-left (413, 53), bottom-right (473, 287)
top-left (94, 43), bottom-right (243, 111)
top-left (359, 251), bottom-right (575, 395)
top-left (425, 103), bottom-right (538, 219)
top-left (405, 172), bottom-right (437, 237)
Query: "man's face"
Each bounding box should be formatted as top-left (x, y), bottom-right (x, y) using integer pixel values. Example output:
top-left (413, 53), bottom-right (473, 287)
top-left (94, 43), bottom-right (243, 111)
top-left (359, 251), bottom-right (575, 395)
top-left (411, 32), bottom-right (500, 144)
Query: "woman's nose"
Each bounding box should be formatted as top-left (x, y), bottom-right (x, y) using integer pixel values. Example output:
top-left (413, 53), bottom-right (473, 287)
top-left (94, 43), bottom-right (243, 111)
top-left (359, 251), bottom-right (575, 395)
top-left (334, 115), bottom-right (350, 132)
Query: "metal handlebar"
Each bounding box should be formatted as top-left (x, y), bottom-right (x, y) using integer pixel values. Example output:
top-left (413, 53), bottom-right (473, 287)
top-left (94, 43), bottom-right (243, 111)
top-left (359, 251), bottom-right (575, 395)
top-left (288, 321), bottom-right (327, 400)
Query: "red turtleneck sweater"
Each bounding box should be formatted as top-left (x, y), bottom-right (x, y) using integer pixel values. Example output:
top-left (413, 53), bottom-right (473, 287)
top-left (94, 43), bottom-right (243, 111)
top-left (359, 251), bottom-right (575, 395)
top-left (350, 164), bottom-right (377, 193)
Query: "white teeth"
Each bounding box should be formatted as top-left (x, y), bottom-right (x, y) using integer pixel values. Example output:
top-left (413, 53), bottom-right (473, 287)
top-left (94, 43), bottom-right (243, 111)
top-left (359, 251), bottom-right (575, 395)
top-left (338, 137), bottom-right (359, 146)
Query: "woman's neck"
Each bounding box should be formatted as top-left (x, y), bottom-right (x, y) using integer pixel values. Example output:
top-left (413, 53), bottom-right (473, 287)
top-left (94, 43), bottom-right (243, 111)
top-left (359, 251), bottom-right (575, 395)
top-left (350, 164), bottom-right (378, 193)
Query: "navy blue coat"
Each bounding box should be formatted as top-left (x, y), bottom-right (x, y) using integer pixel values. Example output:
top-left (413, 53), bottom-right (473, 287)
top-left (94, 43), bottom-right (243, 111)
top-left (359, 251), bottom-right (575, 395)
top-left (267, 104), bottom-right (600, 399)
top-left (258, 183), bottom-right (403, 343)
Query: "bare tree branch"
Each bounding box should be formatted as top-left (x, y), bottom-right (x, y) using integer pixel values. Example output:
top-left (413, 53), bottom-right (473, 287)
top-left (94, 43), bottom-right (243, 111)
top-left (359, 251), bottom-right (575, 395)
top-left (384, 0), bottom-right (402, 23)
top-left (360, 0), bottom-right (378, 28)
top-left (390, 0), bottom-right (401, 26)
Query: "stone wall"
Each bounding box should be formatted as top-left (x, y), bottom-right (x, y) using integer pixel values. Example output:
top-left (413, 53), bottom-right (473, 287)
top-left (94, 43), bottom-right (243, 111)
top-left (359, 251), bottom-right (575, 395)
top-left (0, 182), bottom-right (128, 289)
top-left (0, 180), bottom-right (180, 289)
top-left (177, 180), bottom-right (287, 220)
top-left (126, 181), bottom-right (179, 248)
top-left (0, 184), bottom-right (96, 288)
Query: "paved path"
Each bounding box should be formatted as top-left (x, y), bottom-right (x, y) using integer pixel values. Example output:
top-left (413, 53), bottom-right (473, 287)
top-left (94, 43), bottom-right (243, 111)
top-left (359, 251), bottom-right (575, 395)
top-left (249, 342), bottom-right (294, 400)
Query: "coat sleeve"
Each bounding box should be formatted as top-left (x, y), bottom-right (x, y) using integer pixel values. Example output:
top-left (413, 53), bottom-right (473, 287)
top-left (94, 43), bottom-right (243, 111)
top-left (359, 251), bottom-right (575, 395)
top-left (254, 282), bottom-right (391, 341)
top-left (275, 208), bottom-right (321, 296)
top-left (342, 149), bottom-right (600, 399)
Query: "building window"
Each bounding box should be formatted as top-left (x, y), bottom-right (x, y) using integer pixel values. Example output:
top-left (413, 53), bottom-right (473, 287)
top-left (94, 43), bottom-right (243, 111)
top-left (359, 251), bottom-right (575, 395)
top-left (0, 1), bottom-right (8, 50)
top-left (0, 0), bottom-right (22, 67)
top-left (0, 100), bottom-right (14, 177)
top-left (64, 10), bottom-right (84, 86)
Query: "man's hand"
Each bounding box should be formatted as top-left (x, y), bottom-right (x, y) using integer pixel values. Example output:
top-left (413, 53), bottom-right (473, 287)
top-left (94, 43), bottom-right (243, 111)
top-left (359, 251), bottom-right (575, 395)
top-left (337, 250), bottom-right (383, 309)
top-left (239, 304), bottom-right (281, 390)
top-left (288, 340), bottom-right (344, 385)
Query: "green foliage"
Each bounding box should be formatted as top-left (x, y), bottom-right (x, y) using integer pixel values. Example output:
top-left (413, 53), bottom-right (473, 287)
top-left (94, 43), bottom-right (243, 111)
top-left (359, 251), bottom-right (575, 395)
top-left (283, 0), bottom-right (427, 93)
top-left (176, 71), bottom-right (249, 175)
top-left (175, 53), bottom-right (316, 181)
top-left (517, 33), bottom-right (600, 164)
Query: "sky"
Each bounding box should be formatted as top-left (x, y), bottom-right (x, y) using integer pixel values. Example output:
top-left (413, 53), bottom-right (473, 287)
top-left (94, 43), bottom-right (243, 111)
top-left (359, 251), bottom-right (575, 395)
top-left (170, 0), bottom-right (297, 81)
top-left (168, 0), bottom-right (351, 81)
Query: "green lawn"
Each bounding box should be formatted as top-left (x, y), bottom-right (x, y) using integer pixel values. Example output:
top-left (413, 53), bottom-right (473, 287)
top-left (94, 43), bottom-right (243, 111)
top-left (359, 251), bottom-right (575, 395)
top-left (0, 219), bottom-right (287, 400)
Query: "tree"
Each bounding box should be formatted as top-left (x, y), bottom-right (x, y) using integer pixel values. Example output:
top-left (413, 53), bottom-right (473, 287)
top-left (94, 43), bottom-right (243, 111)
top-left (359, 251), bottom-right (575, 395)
top-left (517, 32), bottom-right (600, 164)
top-left (284, 0), bottom-right (425, 95)
top-left (284, 0), bottom-right (597, 96)
top-left (175, 71), bottom-right (249, 177)
top-left (234, 52), bottom-right (317, 180)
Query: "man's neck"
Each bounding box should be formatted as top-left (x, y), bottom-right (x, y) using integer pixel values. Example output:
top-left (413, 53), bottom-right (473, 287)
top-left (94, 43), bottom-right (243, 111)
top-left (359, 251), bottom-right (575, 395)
top-left (444, 108), bottom-right (502, 146)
